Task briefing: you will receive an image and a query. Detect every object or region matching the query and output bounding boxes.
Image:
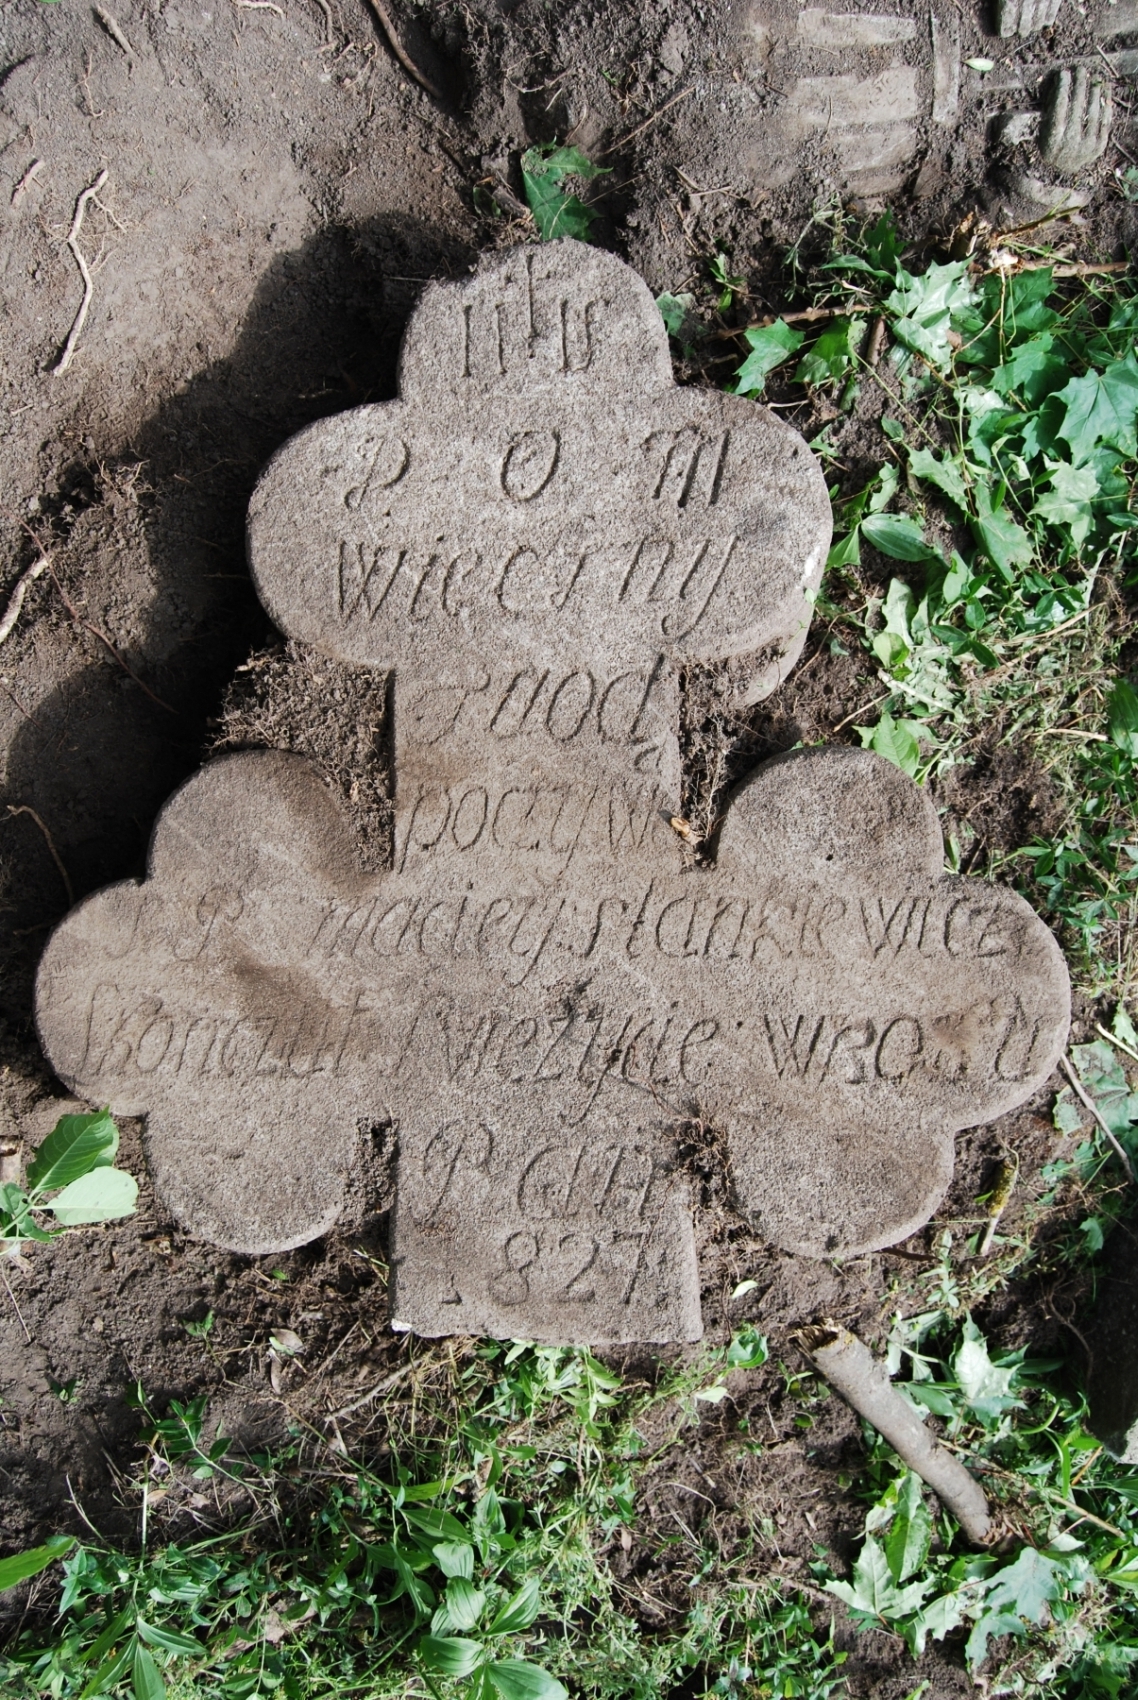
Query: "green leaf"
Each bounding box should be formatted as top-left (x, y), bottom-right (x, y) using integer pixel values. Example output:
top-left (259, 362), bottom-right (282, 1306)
top-left (1033, 459), bottom-right (1100, 547)
top-left (487, 1660), bottom-right (569, 1700)
top-left (861, 513), bottom-right (935, 561)
top-left (25, 1110), bottom-right (118, 1194)
top-left (488, 1576), bottom-right (541, 1636)
top-left (1057, 351), bottom-right (1138, 463)
top-left (795, 319), bottom-right (854, 389)
top-left (1071, 1040), bottom-right (1134, 1136)
top-left (46, 1167), bottom-right (138, 1226)
top-left (966, 1607), bottom-right (1026, 1667)
top-left (972, 488), bottom-right (1033, 581)
top-left (907, 1588), bottom-right (967, 1657)
top-left (136, 1620), bottom-right (203, 1656)
top-left (985, 1546), bottom-right (1071, 1624)
top-left (826, 528), bottom-right (861, 570)
top-left (405, 1507), bottom-right (470, 1545)
top-left (656, 292), bottom-right (695, 339)
top-left (418, 1635), bottom-right (485, 1677)
top-left (132, 1641), bottom-right (166, 1700)
top-left (726, 1324), bottom-right (768, 1370)
top-left (520, 144), bottom-right (609, 242)
top-left (433, 1540), bottom-right (475, 1579)
top-left (907, 448), bottom-right (969, 512)
top-left (825, 1537), bottom-right (930, 1622)
top-left (885, 1473), bottom-right (932, 1584)
top-left (442, 1577), bottom-right (486, 1631)
top-left (0, 1534), bottom-right (76, 1592)
top-left (1108, 679), bottom-right (1138, 759)
top-left (989, 336), bottom-right (1068, 408)
top-left (886, 261), bottom-right (976, 371)
top-left (953, 1317), bottom-right (1022, 1421)
top-left (858, 712), bottom-right (922, 779)
top-left (734, 320), bottom-right (804, 396)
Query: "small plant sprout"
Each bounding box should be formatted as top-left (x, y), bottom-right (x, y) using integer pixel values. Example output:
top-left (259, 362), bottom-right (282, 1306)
top-left (0, 1109), bottom-right (137, 1249)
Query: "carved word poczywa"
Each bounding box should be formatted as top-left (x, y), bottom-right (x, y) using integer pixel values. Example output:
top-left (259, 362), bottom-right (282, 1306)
top-left (35, 242), bottom-right (1070, 1345)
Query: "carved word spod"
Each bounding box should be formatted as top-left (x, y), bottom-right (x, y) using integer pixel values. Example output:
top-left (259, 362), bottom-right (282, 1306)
top-left (36, 241), bottom-right (1070, 1345)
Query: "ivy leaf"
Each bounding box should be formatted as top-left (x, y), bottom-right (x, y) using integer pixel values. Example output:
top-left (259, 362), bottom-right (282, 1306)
top-left (734, 320), bottom-right (804, 396)
top-left (25, 1110), bottom-right (118, 1194)
top-left (984, 1546), bottom-right (1074, 1626)
top-left (1071, 1040), bottom-right (1135, 1136)
top-left (1057, 351), bottom-right (1138, 463)
top-left (907, 1588), bottom-right (968, 1657)
top-left (989, 336), bottom-right (1069, 408)
top-left (965, 1608), bottom-right (1029, 1668)
top-left (972, 486), bottom-right (1033, 581)
top-left (795, 319), bottom-right (855, 389)
top-left (520, 144), bottom-right (609, 241)
top-left (907, 448), bottom-right (969, 511)
top-left (953, 1317), bottom-right (1022, 1421)
top-left (656, 292), bottom-right (695, 340)
top-left (1108, 679), bottom-right (1138, 759)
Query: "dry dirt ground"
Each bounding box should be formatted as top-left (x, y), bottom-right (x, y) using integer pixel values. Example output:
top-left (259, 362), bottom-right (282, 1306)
top-left (1, 1), bottom-right (1134, 1693)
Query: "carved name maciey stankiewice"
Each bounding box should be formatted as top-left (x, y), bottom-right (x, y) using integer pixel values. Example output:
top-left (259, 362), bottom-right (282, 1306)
top-left (35, 242), bottom-right (1070, 1344)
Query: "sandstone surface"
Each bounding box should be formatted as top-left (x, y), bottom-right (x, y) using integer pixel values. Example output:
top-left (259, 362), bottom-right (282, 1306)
top-left (35, 241), bottom-right (1071, 1345)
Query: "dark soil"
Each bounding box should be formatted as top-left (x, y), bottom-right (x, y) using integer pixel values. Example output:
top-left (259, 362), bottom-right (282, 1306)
top-left (1, 1), bottom-right (1130, 1692)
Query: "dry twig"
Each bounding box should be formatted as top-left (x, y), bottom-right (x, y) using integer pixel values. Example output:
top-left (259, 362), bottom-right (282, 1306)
top-left (52, 168), bottom-right (109, 377)
top-left (796, 1321), bottom-right (991, 1544)
top-left (93, 6), bottom-right (134, 56)
top-left (7, 805), bottom-right (75, 905)
top-left (601, 86), bottom-right (696, 156)
top-left (0, 555), bottom-right (49, 646)
top-left (364, 0), bottom-right (446, 102)
top-left (10, 159), bottom-right (44, 208)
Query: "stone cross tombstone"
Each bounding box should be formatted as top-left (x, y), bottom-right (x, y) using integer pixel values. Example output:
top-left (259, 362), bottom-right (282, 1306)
top-left (35, 242), bottom-right (1071, 1345)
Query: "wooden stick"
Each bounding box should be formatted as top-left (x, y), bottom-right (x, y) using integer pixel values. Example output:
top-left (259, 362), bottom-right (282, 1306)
top-left (52, 169), bottom-right (109, 376)
top-left (796, 1322), bottom-right (991, 1544)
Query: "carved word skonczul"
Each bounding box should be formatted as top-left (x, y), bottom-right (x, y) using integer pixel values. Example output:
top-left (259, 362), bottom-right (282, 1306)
top-left (35, 241), bottom-right (1070, 1345)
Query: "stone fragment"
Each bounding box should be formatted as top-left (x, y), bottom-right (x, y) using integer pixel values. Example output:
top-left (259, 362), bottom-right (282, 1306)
top-left (1039, 66), bottom-right (1113, 173)
top-left (997, 110), bottom-right (1041, 145)
top-left (995, 0), bottom-right (1063, 38)
top-left (35, 241), bottom-right (1072, 1347)
top-left (795, 9), bottom-right (918, 47)
top-left (1098, 0), bottom-right (1138, 36)
top-left (931, 9), bottom-right (961, 125)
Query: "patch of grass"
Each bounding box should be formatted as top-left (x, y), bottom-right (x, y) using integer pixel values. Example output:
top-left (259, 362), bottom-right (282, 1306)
top-left (661, 207), bottom-right (1138, 998)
